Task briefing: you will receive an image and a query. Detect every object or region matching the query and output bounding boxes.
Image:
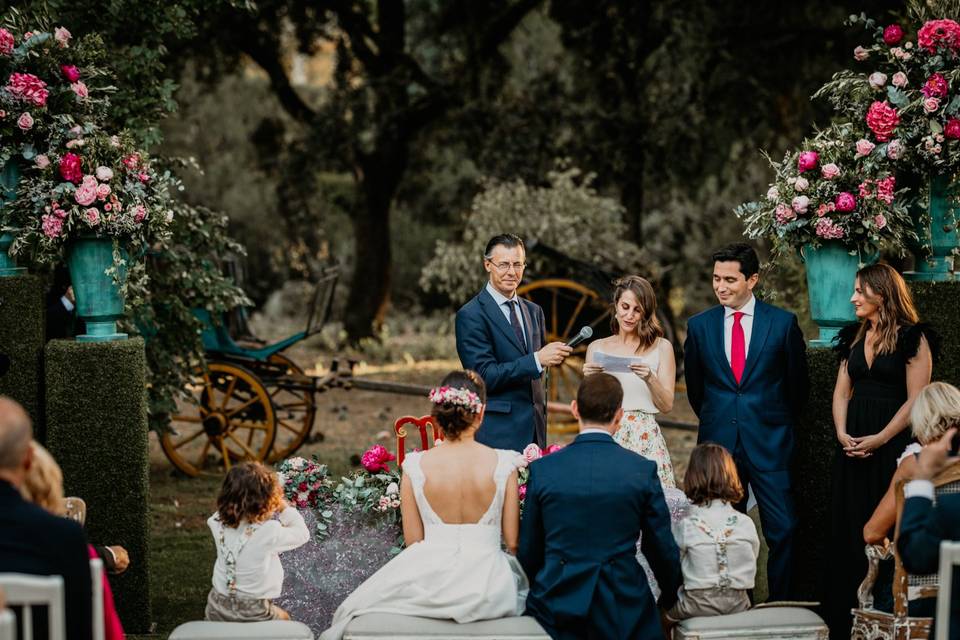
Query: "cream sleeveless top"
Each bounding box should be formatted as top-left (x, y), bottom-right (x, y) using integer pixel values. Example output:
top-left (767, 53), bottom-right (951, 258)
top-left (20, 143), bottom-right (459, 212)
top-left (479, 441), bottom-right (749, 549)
top-left (596, 343), bottom-right (661, 413)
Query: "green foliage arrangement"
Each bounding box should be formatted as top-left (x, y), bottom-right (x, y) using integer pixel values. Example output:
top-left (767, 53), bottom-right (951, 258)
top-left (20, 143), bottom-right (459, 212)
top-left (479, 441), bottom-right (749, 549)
top-left (421, 166), bottom-right (648, 303)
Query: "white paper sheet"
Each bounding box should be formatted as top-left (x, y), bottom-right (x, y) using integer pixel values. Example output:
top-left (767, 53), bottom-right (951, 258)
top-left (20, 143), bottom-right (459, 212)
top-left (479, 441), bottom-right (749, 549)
top-left (592, 351), bottom-right (645, 374)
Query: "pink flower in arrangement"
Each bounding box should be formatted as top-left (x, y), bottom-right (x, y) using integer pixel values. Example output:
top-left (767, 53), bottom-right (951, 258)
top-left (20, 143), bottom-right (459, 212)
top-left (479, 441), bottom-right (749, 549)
top-left (104, 203), bottom-right (112, 212)
top-left (887, 139), bottom-right (904, 159)
top-left (766, 186), bottom-right (779, 200)
top-left (95, 166), bottom-right (113, 181)
top-left (946, 119), bottom-right (960, 140)
top-left (34, 154), bottom-right (50, 169)
top-left (859, 181), bottom-right (873, 198)
top-left (775, 203), bottom-right (796, 224)
top-left (70, 81), bottom-right (88, 99)
top-left (22, 32), bottom-right (33, 42)
top-left (876, 176), bottom-right (896, 204)
top-left (815, 218), bottom-right (845, 240)
top-left (522, 443), bottom-right (542, 465)
top-left (883, 24), bottom-right (905, 45)
top-left (866, 101), bottom-right (899, 141)
top-left (96, 183), bottom-right (111, 200)
top-left (874, 214), bottom-right (887, 229)
top-left (518, 483), bottom-right (527, 501)
top-left (122, 153), bottom-right (141, 171)
top-left (855, 139), bottom-right (876, 158)
top-left (544, 443), bottom-right (565, 455)
top-left (0, 110), bottom-right (5, 118)
top-left (74, 178), bottom-right (98, 206)
top-left (0, 29), bottom-right (14, 55)
top-left (54, 27), bottom-right (71, 48)
top-left (821, 163), bottom-right (841, 179)
top-left (868, 72), bottom-right (887, 89)
top-left (41, 214), bottom-right (63, 238)
top-left (892, 72), bottom-right (909, 88)
top-left (60, 65), bottom-right (80, 83)
top-left (137, 171), bottom-right (150, 183)
top-left (84, 208), bottom-right (100, 226)
top-left (6, 73), bottom-right (49, 107)
top-left (16, 112), bottom-right (33, 131)
top-left (53, 203), bottom-right (67, 219)
top-left (917, 19), bottom-right (960, 53)
top-left (132, 204), bottom-right (147, 223)
top-left (360, 445), bottom-right (395, 473)
top-left (854, 46), bottom-right (870, 61)
top-left (816, 203), bottom-right (835, 217)
top-left (794, 176), bottom-right (809, 192)
top-left (924, 97), bottom-right (940, 113)
top-left (835, 192), bottom-right (857, 212)
top-left (791, 195), bottom-right (810, 214)
top-left (797, 151), bottom-right (819, 172)
top-left (59, 153), bottom-right (83, 184)
top-left (922, 73), bottom-right (949, 98)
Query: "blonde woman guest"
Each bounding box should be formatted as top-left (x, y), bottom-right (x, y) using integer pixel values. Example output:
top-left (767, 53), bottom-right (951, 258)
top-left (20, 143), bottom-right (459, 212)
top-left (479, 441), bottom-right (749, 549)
top-left (827, 263), bottom-right (937, 636)
top-left (584, 275), bottom-right (677, 488)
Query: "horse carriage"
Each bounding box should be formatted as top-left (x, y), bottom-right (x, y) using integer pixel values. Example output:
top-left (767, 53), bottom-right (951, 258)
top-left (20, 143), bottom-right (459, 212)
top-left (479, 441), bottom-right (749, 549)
top-left (158, 243), bottom-right (680, 476)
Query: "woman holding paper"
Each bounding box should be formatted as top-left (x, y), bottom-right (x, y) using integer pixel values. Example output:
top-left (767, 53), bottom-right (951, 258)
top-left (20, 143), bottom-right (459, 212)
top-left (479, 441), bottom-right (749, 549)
top-left (584, 275), bottom-right (677, 488)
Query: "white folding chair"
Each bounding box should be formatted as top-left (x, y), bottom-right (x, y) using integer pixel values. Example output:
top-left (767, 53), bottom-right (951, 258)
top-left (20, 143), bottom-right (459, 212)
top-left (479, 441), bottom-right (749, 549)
top-left (90, 557), bottom-right (104, 640)
top-left (0, 573), bottom-right (65, 640)
top-left (936, 541), bottom-right (960, 640)
top-left (0, 608), bottom-right (15, 640)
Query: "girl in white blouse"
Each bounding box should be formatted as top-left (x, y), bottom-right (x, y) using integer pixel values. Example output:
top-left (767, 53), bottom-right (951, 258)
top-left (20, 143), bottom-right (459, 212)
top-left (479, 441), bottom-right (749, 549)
top-left (206, 462), bottom-right (309, 622)
top-left (668, 443), bottom-right (760, 621)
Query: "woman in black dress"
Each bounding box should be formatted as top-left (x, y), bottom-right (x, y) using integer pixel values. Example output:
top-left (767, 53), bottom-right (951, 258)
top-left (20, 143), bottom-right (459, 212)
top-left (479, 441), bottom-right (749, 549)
top-left (826, 263), bottom-right (934, 637)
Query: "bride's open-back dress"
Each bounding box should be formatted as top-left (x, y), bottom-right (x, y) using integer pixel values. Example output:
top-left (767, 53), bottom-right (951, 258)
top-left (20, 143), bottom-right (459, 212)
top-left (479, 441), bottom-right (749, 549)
top-left (319, 448), bottom-right (528, 640)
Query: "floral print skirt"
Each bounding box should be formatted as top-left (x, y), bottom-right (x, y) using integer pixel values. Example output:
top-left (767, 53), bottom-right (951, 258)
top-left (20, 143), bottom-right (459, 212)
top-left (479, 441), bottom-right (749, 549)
top-left (614, 410), bottom-right (677, 489)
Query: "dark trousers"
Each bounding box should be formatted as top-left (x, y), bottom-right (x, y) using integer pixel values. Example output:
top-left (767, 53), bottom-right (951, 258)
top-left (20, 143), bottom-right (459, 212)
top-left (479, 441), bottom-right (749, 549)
top-left (733, 445), bottom-right (798, 601)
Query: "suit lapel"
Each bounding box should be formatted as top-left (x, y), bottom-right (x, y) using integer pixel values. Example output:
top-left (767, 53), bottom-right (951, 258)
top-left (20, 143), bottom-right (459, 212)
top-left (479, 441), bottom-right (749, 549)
top-left (740, 300), bottom-right (772, 386)
top-left (479, 289), bottom-right (525, 353)
top-left (708, 306), bottom-right (738, 387)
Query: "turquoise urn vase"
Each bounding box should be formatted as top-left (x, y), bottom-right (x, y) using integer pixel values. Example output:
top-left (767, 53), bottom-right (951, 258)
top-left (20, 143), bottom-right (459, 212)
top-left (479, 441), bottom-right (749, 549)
top-left (0, 160), bottom-right (26, 277)
top-left (66, 236), bottom-right (128, 342)
top-left (905, 174), bottom-right (959, 281)
top-left (801, 241), bottom-right (876, 348)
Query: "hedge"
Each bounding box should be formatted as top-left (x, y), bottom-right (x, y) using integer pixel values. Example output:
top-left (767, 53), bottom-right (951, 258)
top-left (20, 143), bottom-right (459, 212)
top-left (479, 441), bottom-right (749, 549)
top-left (792, 280), bottom-right (960, 609)
top-left (45, 337), bottom-right (151, 633)
top-left (0, 274), bottom-right (44, 434)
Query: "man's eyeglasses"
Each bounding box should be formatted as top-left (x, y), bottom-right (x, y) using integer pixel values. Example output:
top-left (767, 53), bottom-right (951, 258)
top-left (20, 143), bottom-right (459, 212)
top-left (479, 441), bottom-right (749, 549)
top-left (488, 261), bottom-right (526, 273)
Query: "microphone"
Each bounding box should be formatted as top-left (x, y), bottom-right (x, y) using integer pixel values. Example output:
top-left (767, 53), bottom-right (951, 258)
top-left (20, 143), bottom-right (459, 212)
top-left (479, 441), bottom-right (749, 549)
top-left (565, 326), bottom-right (593, 349)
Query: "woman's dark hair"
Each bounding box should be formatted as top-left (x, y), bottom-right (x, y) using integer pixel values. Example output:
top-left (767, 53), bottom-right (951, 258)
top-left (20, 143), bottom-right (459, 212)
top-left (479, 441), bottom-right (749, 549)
top-left (431, 370), bottom-right (486, 439)
top-left (712, 243), bottom-right (760, 279)
top-left (853, 263), bottom-right (919, 356)
top-left (483, 234), bottom-right (525, 259)
top-left (216, 462), bottom-right (283, 527)
top-left (683, 443), bottom-right (744, 506)
top-left (610, 275), bottom-right (663, 353)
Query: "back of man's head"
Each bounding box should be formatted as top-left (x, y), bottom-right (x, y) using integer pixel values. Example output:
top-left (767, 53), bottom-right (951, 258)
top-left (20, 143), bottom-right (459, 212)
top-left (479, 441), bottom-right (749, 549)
top-left (575, 373), bottom-right (623, 427)
top-left (0, 396), bottom-right (32, 473)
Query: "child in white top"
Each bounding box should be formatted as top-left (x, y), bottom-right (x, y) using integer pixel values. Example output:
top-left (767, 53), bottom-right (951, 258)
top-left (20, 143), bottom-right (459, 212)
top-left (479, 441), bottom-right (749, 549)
top-left (206, 462), bottom-right (310, 622)
top-left (667, 443), bottom-right (760, 621)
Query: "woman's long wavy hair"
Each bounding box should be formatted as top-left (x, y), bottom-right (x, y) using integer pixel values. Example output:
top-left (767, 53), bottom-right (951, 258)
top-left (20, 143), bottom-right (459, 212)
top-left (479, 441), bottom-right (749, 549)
top-left (609, 275), bottom-right (663, 353)
top-left (854, 263), bottom-right (919, 355)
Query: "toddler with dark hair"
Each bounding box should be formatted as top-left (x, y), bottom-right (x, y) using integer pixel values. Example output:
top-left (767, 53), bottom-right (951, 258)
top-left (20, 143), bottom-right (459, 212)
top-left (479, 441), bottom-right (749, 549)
top-left (206, 462), bottom-right (309, 622)
top-left (667, 443), bottom-right (760, 621)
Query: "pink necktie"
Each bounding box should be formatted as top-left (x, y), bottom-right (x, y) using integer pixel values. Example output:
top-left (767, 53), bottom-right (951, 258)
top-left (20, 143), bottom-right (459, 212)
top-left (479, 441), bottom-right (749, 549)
top-left (731, 311), bottom-right (745, 384)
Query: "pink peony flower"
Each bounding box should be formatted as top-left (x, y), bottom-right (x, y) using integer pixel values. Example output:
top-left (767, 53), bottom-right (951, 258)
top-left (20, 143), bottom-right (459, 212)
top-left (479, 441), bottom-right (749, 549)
top-left (360, 444), bottom-right (395, 473)
top-left (835, 192), bottom-right (857, 212)
top-left (59, 153), bottom-right (83, 184)
top-left (917, 19), bottom-right (960, 53)
top-left (815, 218), bottom-right (845, 240)
top-left (522, 443), bottom-right (542, 464)
top-left (96, 183), bottom-right (111, 200)
top-left (518, 483), bottom-right (527, 501)
top-left (791, 196), bottom-right (810, 214)
top-left (821, 163), bottom-right (841, 179)
top-left (122, 153), bottom-right (141, 170)
top-left (16, 112), bottom-right (33, 131)
top-left (84, 208), bottom-right (100, 226)
top-left (866, 101), bottom-right (899, 141)
top-left (859, 181), bottom-right (873, 198)
top-left (133, 204), bottom-right (146, 223)
top-left (924, 97), bottom-right (940, 113)
top-left (797, 151), bottom-right (819, 172)
top-left (868, 72), bottom-right (887, 89)
top-left (887, 139), bottom-right (904, 159)
top-left (892, 72), bottom-right (908, 88)
top-left (6, 72), bottom-right (48, 107)
top-left (766, 186), bottom-right (779, 200)
top-left (70, 81), bottom-right (88, 99)
top-left (41, 214), bottom-right (63, 238)
top-left (544, 443), bottom-right (565, 455)
top-left (34, 154), bottom-right (50, 169)
top-left (95, 166), bottom-right (113, 181)
top-left (922, 73), bottom-right (949, 98)
top-left (947, 120), bottom-right (960, 140)
top-left (54, 27), bottom-right (71, 48)
top-left (60, 65), bottom-right (80, 83)
top-left (775, 203), bottom-right (795, 224)
top-left (794, 176), bottom-right (809, 192)
top-left (855, 138), bottom-right (876, 157)
top-left (74, 176), bottom-right (98, 206)
top-left (137, 171), bottom-right (150, 183)
top-left (854, 46), bottom-right (870, 61)
top-left (876, 176), bottom-right (896, 204)
top-left (883, 24), bottom-right (905, 45)
top-left (874, 214), bottom-right (887, 229)
top-left (0, 29), bottom-right (13, 55)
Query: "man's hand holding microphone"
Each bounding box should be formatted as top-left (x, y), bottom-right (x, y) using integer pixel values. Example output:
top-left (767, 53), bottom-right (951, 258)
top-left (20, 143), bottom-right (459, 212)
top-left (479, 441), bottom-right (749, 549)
top-left (537, 326), bottom-right (592, 367)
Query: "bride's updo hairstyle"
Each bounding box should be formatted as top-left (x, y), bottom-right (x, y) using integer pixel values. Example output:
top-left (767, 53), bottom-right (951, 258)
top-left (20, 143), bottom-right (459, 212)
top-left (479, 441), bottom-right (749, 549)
top-left (429, 370), bottom-right (486, 440)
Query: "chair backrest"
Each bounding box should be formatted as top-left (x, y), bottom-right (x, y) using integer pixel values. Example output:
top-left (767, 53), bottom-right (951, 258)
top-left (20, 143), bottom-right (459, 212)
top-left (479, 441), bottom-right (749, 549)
top-left (893, 461), bottom-right (960, 617)
top-left (64, 497), bottom-right (86, 527)
top-left (90, 558), bottom-right (104, 640)
top-left (936, 541), bottom-right (960, 640)
top-left (394, 415), bottom-right (444, 465)
top-left (0, 573), bottom-right (65, 640)
top-left (0, 608), bottom-right (15, 640)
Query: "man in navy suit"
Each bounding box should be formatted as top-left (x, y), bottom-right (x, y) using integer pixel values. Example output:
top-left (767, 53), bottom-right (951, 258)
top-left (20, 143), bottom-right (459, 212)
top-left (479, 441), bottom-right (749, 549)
top-left (684, 243), bottom-right (808, 601)
top-left (519, 372), bottom-right (681, 639)
top-left (898, 427), bottom-right (960, 640)
top-left (456, 234), bottom-right (571, 451)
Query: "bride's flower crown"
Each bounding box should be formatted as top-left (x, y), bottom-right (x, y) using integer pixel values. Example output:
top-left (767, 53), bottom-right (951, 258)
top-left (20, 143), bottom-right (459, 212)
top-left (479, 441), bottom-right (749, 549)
top-left (428, 386), bottom-right (483, 413)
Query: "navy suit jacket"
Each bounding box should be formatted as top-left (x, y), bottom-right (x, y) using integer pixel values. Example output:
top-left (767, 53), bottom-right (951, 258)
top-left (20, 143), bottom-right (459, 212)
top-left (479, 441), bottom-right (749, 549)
top-left (898, 492), bottom-right (960, 640)
top-left (455, 288), bottom-right (546, 451)
top-left (683, 300), bottom-right (808, 471)
top-left (519, 433), bottom-right (681, 640)
top-left (0, 480), bottom-right (92, 640)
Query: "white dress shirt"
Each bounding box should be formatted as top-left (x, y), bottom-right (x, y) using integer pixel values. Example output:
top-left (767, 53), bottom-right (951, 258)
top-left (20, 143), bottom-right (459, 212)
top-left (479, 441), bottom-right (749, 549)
top-left (208, 506), bottom-right (310, 599)
top-left (486, 282), bottom-right (542, 371)
top-left (671, 499), bottom-right (760, 590)
top-left (904, 479), bottom-right (935, 500)
top-left (723, 294), bottom-right (756, 365)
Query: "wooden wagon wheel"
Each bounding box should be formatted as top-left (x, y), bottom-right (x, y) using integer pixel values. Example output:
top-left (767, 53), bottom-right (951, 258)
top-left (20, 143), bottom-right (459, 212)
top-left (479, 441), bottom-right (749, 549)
top-left (264, 353), bottom-right (317, 463)
top-left (161, 362), bottom-right (277, 477)
top-left (517, 278), bottom-right (612, 407)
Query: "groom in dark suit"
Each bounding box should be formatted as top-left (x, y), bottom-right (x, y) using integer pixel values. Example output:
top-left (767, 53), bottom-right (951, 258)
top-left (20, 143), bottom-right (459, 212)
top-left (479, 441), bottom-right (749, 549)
top-left (519, 373), bottom-right (681, 639)
top-left (684, 243), bottom-right (808, 601)
top-left (456, 234), bottom-right (571, 451)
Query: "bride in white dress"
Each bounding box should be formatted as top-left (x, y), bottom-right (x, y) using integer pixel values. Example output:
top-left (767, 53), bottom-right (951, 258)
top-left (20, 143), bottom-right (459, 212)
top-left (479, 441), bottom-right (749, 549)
top-left (583, 275), bottom-right (678, 488)
top-left (320, 370), bottom-right (528, 640)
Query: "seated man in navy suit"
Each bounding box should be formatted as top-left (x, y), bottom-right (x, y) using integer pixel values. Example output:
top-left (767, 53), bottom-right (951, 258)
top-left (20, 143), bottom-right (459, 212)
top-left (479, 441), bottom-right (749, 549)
top-left (455, 234), bottom-right (571, 451)
top-left (898, 426), bottom-right (960, 640)
top-left (519, 373), bottom-right (681, 639)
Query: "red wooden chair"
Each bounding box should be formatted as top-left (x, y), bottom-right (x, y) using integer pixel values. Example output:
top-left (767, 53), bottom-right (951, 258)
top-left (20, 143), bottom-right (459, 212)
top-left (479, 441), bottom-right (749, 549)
top-left (394, 415), bottom-right (444, 465)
